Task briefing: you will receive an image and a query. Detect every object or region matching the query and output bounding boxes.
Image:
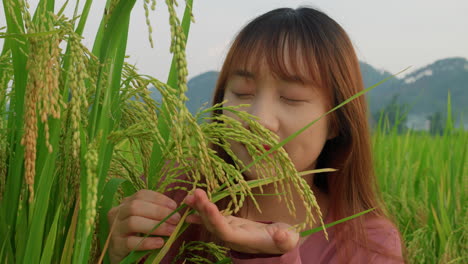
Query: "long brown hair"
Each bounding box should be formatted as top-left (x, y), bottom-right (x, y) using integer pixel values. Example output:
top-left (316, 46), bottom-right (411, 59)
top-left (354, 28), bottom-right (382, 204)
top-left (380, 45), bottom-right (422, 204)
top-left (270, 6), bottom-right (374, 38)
top-left (204, 7), bottom-right (405, 262)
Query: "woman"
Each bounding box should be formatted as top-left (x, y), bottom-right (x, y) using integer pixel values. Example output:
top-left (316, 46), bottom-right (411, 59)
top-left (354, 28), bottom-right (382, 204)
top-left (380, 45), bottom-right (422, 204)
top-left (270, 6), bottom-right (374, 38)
top-left (108, 6), bottom-right (405, 263)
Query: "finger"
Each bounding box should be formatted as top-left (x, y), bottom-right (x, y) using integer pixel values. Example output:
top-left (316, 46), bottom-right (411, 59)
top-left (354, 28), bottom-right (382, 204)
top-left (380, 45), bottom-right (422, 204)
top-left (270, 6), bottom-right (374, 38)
top-left (120, 216), bottom-right (177, 236)
top-left (183, 194), bottom-right (203, 224)
top-left (273, 229), bottom-right (299, 253)
top-left (185, 214), bottom-right (202, 224)
top-left (119, 199), bottom-right (181, 225)
top-left (107, 206), bottom-right (119, 223)
top-left (129, 189), bottom-right (178, 210)
top-left (192, 189), bottom-right (214, 213)
top-left (125, 236), bottom-right (165, 251)
top-left (183, 194), bottom-right (195, 206)
top-left (192, 189), bottom-right (232, 240)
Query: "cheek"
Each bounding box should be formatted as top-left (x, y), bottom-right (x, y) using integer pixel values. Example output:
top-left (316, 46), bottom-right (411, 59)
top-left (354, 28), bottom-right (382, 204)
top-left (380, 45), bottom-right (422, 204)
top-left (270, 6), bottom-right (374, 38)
top-left (285, 118), bottom-right (329, 170)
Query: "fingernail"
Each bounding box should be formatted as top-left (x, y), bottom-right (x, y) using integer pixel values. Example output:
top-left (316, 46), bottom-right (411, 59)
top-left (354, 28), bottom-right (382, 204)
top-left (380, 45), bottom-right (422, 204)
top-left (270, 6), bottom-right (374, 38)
top-left (167, 225), bottom-right (176, 233)
top-left (170, 213), bottom-right (181, 223)
top-left (154, 238), bottom-right (164, 247)
top-left (167, 202), bottom-right (177, 210)
top-left (184, 195), bottom-right (193, 204)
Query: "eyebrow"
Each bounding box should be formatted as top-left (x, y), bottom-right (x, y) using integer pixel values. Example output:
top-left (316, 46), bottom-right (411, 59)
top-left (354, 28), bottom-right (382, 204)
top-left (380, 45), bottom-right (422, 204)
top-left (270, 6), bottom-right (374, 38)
top-left (283, 75), bottom-right (305, 85)
top-left (232, 69), bottom-right (308, 85)
top-left (233, 69), bottom-right (255, 79)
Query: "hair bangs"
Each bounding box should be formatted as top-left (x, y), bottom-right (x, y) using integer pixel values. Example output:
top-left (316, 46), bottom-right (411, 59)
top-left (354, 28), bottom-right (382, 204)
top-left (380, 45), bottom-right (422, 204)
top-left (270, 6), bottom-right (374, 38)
top-left (226, 13), bottom-right (323, 89)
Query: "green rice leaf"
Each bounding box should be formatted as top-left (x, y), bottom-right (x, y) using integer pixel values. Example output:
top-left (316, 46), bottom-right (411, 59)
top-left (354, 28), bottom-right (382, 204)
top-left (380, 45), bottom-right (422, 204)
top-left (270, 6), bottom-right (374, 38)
top-left (119, 251), bottom-right (151, 264)
top-left (0, 223), bottom-right (13, 263)
top-left (121, 205), bottom-right (188, 264)
top-left (32, 0), bottom-right (55, 24)
top-left (22, 151), bottom-right (60, 264)
top-left (98, 177), bottom-right (128, 263)
top-left (150, 211), bottom-right (190, 263)
top-left (300, 208), bottom-right (375, 237)
top-left (74, 0), bottom-right (94, 35)
top-left (1, 0), bottom-right (28, 239)
top-left (60, 202), bottom-right (79, 264)
top-left (215, 258), bottom-right (233, 264)
top-left (444, 91), bottom-right (453, 134)
top-left (40, 204), bottom-right (62, 264)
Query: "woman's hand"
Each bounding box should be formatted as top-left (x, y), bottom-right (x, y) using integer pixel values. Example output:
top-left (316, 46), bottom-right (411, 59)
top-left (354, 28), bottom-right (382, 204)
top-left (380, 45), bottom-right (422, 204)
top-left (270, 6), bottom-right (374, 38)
top-left (107, 190), bottom-right (182, 264)
top-left (184, 189), bottom-right (300, 255)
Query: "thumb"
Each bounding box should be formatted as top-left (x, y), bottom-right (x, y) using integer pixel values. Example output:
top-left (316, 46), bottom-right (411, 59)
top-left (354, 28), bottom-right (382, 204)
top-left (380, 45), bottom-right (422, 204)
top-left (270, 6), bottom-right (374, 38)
top-left (273, 228), bottom-right (299, 253)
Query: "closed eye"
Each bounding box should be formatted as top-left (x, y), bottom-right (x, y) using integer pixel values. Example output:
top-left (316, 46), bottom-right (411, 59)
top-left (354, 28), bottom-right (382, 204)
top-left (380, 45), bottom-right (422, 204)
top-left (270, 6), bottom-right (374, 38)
top-left (281, 96), bottom-right (304, 103)
top-left (233, 92), bottom-right (254, 99)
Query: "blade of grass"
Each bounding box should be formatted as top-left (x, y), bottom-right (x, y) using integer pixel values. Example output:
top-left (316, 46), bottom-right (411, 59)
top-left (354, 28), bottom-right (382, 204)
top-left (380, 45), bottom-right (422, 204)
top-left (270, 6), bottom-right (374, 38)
top-left (444, 91), bottom-right (453, 134)
top-left (60, 201), bottom-right (79, 264)
top-left (214, 258), bottom-right (233, 264)
top-left (1, 0), bottom-right (28, 240)
top-left (40, 204), bottom-right (61, 264)
top-left (56, 0), bottom-right (70, 17)
top-left (120, 204), bottom-right (188, 264)
top-left (22, 149), bottom-right (61, 264)
top-left (0, 224), bottom-right (12, 263)
top-left (98, 177), bottom-right (127, 264)
top-left (300, 208), bottom-right (375, 237)
top-left (74, 0), bottom-right (94, 35)
top-left (14, 198), bottom-right (28, 263)
top-left (32, 0), bottom-right (55, 24)
top-left (150, 210), bottom-right (190, 264)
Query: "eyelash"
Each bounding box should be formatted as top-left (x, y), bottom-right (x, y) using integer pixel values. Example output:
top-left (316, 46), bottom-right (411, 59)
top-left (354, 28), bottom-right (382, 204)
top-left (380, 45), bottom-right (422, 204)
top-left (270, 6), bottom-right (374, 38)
top-left (233, 93), bottom-right (254, 99)
top-left (233, 93), bottom-right (303, 103)
top-left (281, 96), bottom-right (303, 103)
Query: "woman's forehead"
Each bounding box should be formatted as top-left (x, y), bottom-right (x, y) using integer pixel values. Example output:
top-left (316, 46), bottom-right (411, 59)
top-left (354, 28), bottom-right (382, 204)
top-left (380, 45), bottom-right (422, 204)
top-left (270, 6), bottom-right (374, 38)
top-left (229, 52), bottom-right (321, 86)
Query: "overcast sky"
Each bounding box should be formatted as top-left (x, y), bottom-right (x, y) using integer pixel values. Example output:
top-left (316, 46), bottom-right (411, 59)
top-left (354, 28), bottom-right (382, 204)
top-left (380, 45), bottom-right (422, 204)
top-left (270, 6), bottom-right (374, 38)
top-left (2, 0), bottom-right (467, 81)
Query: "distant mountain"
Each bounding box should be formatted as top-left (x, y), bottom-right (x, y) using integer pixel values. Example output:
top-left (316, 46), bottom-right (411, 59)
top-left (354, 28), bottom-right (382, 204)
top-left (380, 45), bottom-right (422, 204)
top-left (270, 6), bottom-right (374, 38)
top-left (364, 57), bottom-right (468, 128)
top-left (360, 61), bottom-right (402, 112)
top-left (149, 57), bottom-right (468, 129)
top-left (185, 71), bottom-right (218, 113)
top-left (365, 57), bottom-right (468, 115)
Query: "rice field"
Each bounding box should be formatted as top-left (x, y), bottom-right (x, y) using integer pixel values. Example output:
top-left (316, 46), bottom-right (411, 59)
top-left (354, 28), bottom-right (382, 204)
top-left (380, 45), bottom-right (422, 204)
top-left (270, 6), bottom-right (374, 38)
top-left (373, 123), bottom-right (467, 264)
top-left (0, 1), bottom-right (466, 263)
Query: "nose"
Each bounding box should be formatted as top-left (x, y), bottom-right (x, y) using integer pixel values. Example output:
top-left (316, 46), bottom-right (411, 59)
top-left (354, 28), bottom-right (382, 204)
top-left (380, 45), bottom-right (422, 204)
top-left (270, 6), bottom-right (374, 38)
top-left (246, 98), bottom-right (279, 133)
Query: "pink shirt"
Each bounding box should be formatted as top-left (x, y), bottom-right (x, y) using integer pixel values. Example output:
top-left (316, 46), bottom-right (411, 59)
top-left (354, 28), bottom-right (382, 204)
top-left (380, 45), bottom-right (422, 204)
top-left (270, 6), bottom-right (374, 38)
top-left (157, 187), bottom-right (404, 264)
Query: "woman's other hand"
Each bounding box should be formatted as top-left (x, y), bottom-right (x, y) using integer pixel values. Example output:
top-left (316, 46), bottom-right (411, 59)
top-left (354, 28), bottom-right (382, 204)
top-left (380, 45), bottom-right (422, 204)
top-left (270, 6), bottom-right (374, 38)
top-left (107, 189), bottom-right (181, 264)
top-left (184, 189), bottom-right (299, 255)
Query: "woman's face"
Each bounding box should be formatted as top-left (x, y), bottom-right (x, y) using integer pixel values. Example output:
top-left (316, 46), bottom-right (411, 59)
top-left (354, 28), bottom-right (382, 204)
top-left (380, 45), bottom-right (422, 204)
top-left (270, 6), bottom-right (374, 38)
top-left (222, 63), bottom-right (332, 180)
